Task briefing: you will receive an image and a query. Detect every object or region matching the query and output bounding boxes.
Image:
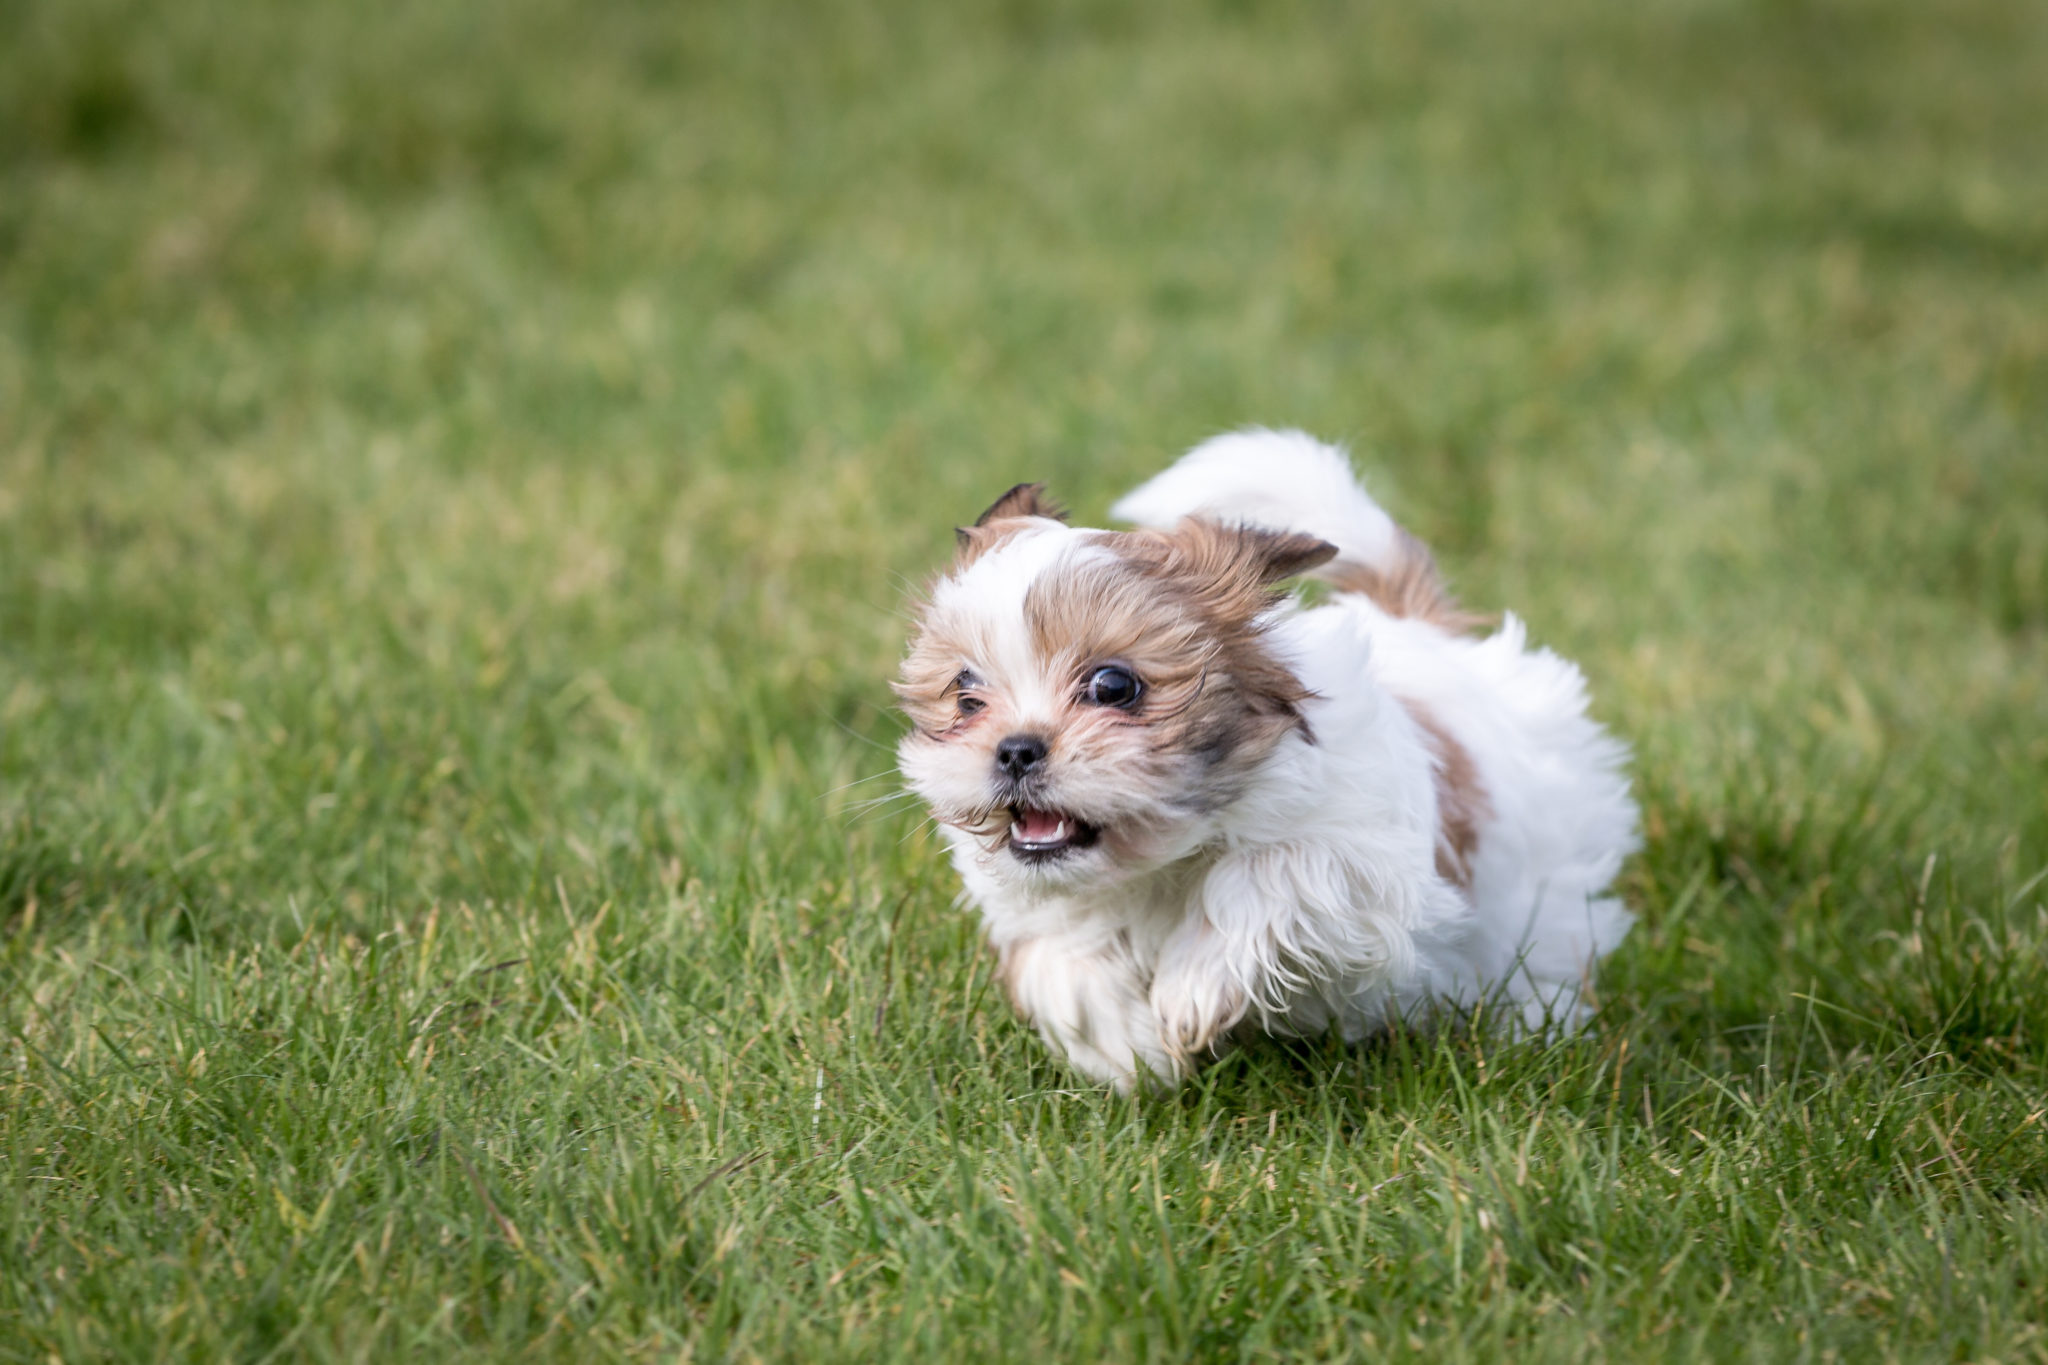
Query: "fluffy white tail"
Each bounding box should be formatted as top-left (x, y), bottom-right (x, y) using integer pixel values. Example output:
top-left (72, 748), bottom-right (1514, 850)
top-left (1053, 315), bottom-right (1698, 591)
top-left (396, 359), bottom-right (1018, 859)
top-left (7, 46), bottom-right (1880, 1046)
top-left (1112, 429), bottom-right (1404, 578)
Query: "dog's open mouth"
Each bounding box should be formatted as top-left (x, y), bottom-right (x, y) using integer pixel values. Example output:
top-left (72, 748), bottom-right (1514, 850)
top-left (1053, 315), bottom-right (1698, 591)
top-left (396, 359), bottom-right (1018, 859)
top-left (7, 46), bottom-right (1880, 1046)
top-left (1007, 806), bottom-right (1101, 861)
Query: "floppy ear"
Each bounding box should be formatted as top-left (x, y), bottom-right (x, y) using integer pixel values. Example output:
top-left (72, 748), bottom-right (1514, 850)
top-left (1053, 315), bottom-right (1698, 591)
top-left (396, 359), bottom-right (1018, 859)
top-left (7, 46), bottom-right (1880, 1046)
top-left (953, 482), bottom-right (1068, 564)
top-left (972, 482), bottom-right (1066, 528)
top-left (1247, 527), bottom-right (1339, 583)
top-left (1174, 521), bottom-right (1337, 587)
top-left (1123, 519), bottom-right (1337, 624)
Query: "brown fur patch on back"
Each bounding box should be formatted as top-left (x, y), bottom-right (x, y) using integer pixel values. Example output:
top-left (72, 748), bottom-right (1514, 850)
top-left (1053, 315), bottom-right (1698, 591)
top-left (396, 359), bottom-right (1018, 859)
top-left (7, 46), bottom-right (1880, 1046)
top-left (1398, 697), bottom-right (1493, 889)
top-left (1322, 528), bottom-right (1489, 634)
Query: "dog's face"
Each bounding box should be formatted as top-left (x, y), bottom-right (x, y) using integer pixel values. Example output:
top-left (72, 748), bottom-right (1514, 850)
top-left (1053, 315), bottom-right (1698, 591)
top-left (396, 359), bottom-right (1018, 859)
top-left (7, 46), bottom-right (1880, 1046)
top-left (895, 483), bottom-right (1335, 893)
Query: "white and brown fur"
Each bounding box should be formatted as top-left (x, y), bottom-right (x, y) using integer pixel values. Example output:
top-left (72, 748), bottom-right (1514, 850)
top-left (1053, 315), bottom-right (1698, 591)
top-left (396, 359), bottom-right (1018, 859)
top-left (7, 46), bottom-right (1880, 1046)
top-left (895, 430), bottom-right (1638, 1090)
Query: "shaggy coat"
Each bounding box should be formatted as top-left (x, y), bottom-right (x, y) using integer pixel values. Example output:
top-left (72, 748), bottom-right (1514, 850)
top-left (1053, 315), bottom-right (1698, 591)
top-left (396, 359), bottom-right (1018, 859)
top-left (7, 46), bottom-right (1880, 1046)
top-left (895, 431), bottom-right (1638, 1089)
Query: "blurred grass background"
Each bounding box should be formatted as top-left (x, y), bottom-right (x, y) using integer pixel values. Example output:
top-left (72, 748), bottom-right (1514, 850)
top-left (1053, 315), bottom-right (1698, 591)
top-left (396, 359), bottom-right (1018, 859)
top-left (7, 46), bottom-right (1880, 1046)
top-left (2, 0), bottom-right (2045, 1359)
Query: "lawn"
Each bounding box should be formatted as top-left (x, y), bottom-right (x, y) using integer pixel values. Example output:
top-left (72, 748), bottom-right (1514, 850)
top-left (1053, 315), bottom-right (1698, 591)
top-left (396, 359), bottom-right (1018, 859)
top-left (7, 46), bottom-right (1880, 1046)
top-left (3, 0), bottom-right (2046, 1358)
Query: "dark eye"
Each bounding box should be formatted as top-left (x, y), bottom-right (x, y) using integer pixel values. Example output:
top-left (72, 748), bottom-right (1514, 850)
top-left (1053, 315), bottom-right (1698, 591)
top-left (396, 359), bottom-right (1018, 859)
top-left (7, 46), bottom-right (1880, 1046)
top-left (1083, 665), bottom-right (1142, 709)
top-left (954, 670), bottom-right (985, 716)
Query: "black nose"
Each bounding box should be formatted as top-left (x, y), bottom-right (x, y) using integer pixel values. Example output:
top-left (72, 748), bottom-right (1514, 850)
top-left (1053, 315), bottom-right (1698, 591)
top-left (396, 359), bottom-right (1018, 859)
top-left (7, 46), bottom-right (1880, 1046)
top-left (995, 734), bottom-right (1048, 779)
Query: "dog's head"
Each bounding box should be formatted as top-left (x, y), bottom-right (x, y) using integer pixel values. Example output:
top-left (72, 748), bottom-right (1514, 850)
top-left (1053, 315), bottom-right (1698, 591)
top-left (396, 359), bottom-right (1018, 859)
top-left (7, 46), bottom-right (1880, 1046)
top-left (894, 482), bottom-right (1336, 892)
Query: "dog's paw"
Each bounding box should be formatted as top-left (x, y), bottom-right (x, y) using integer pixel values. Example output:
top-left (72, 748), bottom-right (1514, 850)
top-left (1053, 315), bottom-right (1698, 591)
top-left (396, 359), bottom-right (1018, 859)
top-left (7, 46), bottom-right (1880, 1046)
top-left (1150, 959), bottom-right (1250, 1064)
top-left (1051, 1018), bottom-right (1183, 1093)
top-left (1002, 933), bottom-right (1184, 1090)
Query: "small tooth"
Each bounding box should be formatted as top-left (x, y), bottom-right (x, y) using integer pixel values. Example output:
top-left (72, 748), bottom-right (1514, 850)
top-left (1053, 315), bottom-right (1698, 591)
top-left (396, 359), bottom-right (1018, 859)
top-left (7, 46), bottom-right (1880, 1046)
top-left (1051, 820), bottom-right (1067, 841)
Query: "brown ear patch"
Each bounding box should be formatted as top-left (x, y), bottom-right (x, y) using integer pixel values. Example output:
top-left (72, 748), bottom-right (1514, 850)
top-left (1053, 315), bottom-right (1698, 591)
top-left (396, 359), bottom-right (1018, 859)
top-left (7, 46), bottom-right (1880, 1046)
top-left (1250, 529), bottom-right (1339, 584)
top-left (974, 482), bottom-right (1066, 528)
top-left (1322, 528), bottom-right (1489, 634)
top-left (954, 483), bottom-right (1068, 569)
top-left (1110, 520), bottom-right (1335, 630)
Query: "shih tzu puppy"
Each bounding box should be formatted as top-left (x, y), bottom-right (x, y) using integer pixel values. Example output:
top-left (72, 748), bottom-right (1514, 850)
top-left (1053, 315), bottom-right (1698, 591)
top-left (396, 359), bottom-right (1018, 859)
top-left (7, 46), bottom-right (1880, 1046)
top-left (894, 430), bottom-right (1638, 1090)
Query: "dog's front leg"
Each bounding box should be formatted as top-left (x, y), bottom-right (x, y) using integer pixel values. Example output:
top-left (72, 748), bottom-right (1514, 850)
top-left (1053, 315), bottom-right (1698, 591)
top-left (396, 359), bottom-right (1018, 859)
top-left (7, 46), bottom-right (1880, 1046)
top-left (1155, 842), bottom-right (1421, 1061)
top-left (997, 931), bottom-right (1179, 1092)
top-left (1149, 915), bottom-right (1253, 1067)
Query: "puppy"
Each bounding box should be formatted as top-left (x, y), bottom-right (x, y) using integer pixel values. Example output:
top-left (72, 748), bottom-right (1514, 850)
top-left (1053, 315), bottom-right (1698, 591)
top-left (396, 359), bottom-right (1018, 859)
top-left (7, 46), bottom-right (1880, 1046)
top-left (894, 430), bottom-right (1637, 1090)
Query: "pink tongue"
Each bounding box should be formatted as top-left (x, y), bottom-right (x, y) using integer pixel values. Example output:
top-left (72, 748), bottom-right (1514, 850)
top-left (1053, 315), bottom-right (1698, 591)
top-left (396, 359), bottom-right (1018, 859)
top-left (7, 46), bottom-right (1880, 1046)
top-left (1014, 808), bottom-right (1065, 842)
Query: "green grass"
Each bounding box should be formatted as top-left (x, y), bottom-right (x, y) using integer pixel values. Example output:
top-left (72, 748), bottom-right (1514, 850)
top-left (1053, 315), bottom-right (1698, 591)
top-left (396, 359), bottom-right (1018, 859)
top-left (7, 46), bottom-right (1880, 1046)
top-left (4, 0), bottom-right (2047, 1358)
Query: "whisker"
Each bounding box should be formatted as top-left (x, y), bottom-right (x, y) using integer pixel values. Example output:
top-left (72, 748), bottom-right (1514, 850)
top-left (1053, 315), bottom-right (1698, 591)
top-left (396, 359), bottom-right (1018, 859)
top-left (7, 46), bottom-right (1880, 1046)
top-left (818, 769), bottom-right (905, 800)
top-left (846, 790), bottom-right (920, 814)
top-left (831, 716), bottom-right (904, 756)
top-left (849, 800), bottom-right (926, 828)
